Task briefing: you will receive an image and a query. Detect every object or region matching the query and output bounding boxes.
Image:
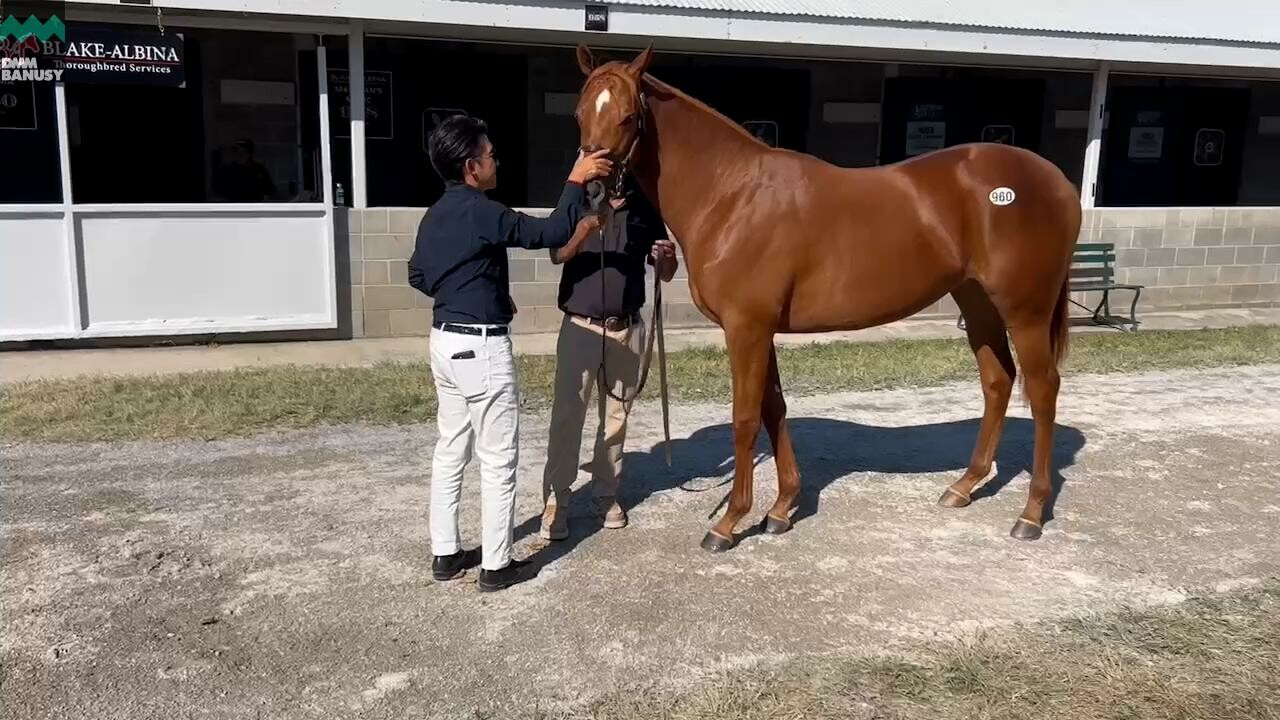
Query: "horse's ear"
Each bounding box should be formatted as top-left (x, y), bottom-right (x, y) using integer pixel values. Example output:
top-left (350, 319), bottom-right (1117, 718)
top-left (627, 43), bottom-right (654, 77)
top-left (576, 44), bottom-right (596, 76)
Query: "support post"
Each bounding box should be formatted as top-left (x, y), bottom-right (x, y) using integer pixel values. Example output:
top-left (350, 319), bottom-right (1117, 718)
top-left (1080, 61), bottom-right (1110, 209)
top-left (349, 20), bottom-right (367, 209)
top-left (318, 37), bottom-right (339, 328)
top-left (54, 81), bottom-right (83, 332)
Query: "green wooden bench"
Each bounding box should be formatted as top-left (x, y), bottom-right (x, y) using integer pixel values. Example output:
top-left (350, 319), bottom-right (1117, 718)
top-left (955, 241), bottom-right (1143, 332)
top-left (1068, 242), bottom-right (1143, 331)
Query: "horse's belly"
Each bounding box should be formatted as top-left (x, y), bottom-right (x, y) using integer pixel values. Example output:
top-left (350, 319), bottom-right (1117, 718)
top-left (782, 261), bottom-right (957, 332)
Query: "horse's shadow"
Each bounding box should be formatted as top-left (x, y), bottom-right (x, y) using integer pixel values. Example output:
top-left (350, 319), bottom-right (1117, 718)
top-left (516, 415), bottom-right (1086, 570)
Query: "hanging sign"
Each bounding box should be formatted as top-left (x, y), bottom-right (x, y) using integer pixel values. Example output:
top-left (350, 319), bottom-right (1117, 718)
top-left (19, 22), bottom-right (187, 87)
top-left (329, 69), bottom-right (393, 140)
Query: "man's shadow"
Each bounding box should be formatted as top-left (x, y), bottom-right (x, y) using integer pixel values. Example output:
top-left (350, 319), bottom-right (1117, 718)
top-left (515, 416), bottom-right (1085, 571)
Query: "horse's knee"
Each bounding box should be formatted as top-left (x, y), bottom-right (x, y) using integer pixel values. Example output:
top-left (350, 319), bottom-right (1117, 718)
top-left (733, 415), bottom-right (762, 441)
top-left (984, 372), bottom-right (1014, 400)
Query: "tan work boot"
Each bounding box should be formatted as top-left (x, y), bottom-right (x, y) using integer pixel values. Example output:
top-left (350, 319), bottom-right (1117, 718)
top-left (594, 497), bottom-right (627, 529)
top-left (539, 501), bottom-right (568, 541)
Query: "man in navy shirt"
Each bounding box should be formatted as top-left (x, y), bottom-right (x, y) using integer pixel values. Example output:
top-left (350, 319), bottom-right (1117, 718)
top-left (408, 115), bottom-right (611, 592)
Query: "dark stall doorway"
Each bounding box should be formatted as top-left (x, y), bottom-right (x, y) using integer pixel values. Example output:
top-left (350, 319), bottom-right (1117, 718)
top-left (879, 76), bottom-right (1045, 165)
top-left (1099, 84), bottom-right (1250, 207)
top-left (66, 38), bottom-right (205, 203)
top-left (653, 60), bottom-right (811, 153)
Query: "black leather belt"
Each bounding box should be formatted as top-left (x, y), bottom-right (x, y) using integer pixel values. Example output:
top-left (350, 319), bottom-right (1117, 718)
top-left (574, 312), bottom-right (640, 332)
top-left (432, 322), bottom-right (509, 336)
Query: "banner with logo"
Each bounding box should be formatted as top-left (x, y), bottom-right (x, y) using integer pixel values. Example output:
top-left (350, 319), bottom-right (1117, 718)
top-left (2, 2), bottom-right (186, 88)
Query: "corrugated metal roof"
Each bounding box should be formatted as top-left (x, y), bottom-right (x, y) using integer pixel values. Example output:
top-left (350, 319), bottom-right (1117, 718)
top-left (606, 0), bottom-right (1280, 46)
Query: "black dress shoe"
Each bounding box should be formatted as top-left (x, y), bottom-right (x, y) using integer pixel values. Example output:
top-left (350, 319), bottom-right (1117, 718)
top-left (477, 558), bottom-right (535, 592)
top-left (432, 548), bottom-right (480, 581)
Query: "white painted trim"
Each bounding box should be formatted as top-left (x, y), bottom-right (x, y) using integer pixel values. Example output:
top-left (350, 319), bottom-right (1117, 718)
top-left (1, 317), bottom-right (337, 343)
top-left (1080, 62), bottom-right (1110, 209)
top-left (64, 5), bottom-right (347, 36)
top-left (61, 0), bottom-right (1280, 71)
top-left (318, 39), bottom-right (341, 334)
top-left (349, 21), bottom-right (368, 209)
top-left (68, 203), bottom-right (327, 214)
top-left (0, 206), bottom-right (65, 216)
top-left (54, 81), bottom-right (82, 334)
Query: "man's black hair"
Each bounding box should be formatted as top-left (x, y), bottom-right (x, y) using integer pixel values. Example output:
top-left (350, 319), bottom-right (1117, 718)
top-left (427, 115), bottom-right (488, 183)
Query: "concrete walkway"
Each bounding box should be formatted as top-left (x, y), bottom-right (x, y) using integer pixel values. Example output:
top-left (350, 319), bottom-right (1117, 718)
top-left (2, 307), bottom-right (1277, 384)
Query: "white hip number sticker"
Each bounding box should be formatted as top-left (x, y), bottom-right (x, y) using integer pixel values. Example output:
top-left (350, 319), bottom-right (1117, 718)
top-left (989, 187), bottom-right (1016, 206)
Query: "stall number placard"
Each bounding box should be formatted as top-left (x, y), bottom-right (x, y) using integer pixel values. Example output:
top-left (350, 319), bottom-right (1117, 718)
top-left (906, 121), bottom-right (945, 156)
top-left (1127, 126), bottom-right (1164, 160)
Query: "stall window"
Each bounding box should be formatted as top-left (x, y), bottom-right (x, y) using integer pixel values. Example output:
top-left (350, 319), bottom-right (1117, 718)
top-left (66, 27), bottom-right (322, 204)
top-left (0, 80), bottom-right (62, 203)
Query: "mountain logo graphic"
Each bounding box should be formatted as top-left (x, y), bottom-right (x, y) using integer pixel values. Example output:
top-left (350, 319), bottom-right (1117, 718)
top-left (0, 13), bottom-right (65, 43)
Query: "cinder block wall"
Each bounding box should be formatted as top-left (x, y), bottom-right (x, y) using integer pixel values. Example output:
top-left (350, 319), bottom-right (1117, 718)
top-left (345, 206), bottom-right (1280, 338)
top-left (348, 207), bottom-right (703, 338)
top-left (1080, 207), bottom-right (1280, 311)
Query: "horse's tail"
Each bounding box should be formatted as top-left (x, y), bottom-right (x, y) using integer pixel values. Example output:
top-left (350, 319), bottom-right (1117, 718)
top-left (1049, 272), bottom-right (1071, 369)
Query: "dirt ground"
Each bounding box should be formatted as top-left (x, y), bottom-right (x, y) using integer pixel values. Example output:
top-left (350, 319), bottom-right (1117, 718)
top-left (3, 364), bottom-right (1279, 719)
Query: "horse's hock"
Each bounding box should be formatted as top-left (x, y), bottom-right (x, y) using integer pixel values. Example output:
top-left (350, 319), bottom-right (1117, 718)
top-left (343, 207), bottom-right (1280, 340)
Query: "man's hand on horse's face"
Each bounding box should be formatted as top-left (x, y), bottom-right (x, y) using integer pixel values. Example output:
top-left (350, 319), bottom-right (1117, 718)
top-left (651, 239), bottom-right (676, 260)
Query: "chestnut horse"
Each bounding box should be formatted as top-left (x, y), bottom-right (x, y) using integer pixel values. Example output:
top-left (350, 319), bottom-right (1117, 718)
top-left (573, 44), bottom-right (1080, 551)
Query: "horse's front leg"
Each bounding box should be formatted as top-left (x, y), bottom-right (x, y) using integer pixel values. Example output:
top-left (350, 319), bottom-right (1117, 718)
top-left (702, 322), bottom-right (772, 552)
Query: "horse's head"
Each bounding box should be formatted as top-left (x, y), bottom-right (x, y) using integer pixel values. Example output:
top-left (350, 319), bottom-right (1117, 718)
top-left (574, 43), bottom-right (654, 202)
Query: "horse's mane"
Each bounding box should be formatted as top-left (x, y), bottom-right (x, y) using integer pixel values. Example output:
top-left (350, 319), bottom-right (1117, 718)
top-left (639, 73), bottom-right (770, 147)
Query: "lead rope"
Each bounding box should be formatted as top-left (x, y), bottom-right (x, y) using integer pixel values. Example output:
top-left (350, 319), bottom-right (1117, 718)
top-left (589, 89), bottom-right (671, 465)
top-left (594, 206), bottom-right (671, 465)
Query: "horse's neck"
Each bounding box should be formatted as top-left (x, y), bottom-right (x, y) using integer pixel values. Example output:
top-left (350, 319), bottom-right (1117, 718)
top-left (636, 83), bottom-right (761, 253)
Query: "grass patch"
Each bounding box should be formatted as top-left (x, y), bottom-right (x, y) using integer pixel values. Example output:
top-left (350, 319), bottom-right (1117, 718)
top-left (2, 326), bottom-right (1278, 443)
top-left (569, 580), bottom-right (1280, 720)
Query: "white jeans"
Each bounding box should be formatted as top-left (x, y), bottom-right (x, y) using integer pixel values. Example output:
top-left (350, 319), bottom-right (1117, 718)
top-left (428, 325), bottom-right (520, 571)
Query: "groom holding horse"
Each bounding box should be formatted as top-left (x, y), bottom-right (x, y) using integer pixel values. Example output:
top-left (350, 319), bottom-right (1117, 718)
top-left (538, 174), bottom-right (678, 541)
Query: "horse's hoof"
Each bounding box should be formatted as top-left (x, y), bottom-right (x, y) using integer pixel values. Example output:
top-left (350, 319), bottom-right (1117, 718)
top-left (937, 488), bottom-right (971, 509)
top-left (700, 530), bottom-right (734, 553)
top-left (762, 514), bottom-right (792, 535)
top-left (1010, 519), bottom-right (1043, 541)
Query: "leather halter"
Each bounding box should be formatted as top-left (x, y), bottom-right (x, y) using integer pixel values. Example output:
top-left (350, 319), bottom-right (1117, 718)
top-left (582, 89), bottom-right (649, 209)
top-left (608, 90), bottom-right (648, 200)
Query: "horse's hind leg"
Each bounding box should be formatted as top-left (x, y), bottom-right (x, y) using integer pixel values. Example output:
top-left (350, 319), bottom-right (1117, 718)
top-left (939, 280), bottom-right (1016, 508)
top-left (1005, 322), bottom-right (1061, 540)
top-left (761, 345), bottom-right (800, 534)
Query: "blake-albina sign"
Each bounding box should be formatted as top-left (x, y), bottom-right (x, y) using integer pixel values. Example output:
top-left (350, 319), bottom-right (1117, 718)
top-left (16, 22), bottom-right (185, 87)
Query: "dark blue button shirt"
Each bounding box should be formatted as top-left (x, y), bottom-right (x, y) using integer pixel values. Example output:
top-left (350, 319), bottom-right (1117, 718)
top-left (408, 181), bottom-right (589, 326)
